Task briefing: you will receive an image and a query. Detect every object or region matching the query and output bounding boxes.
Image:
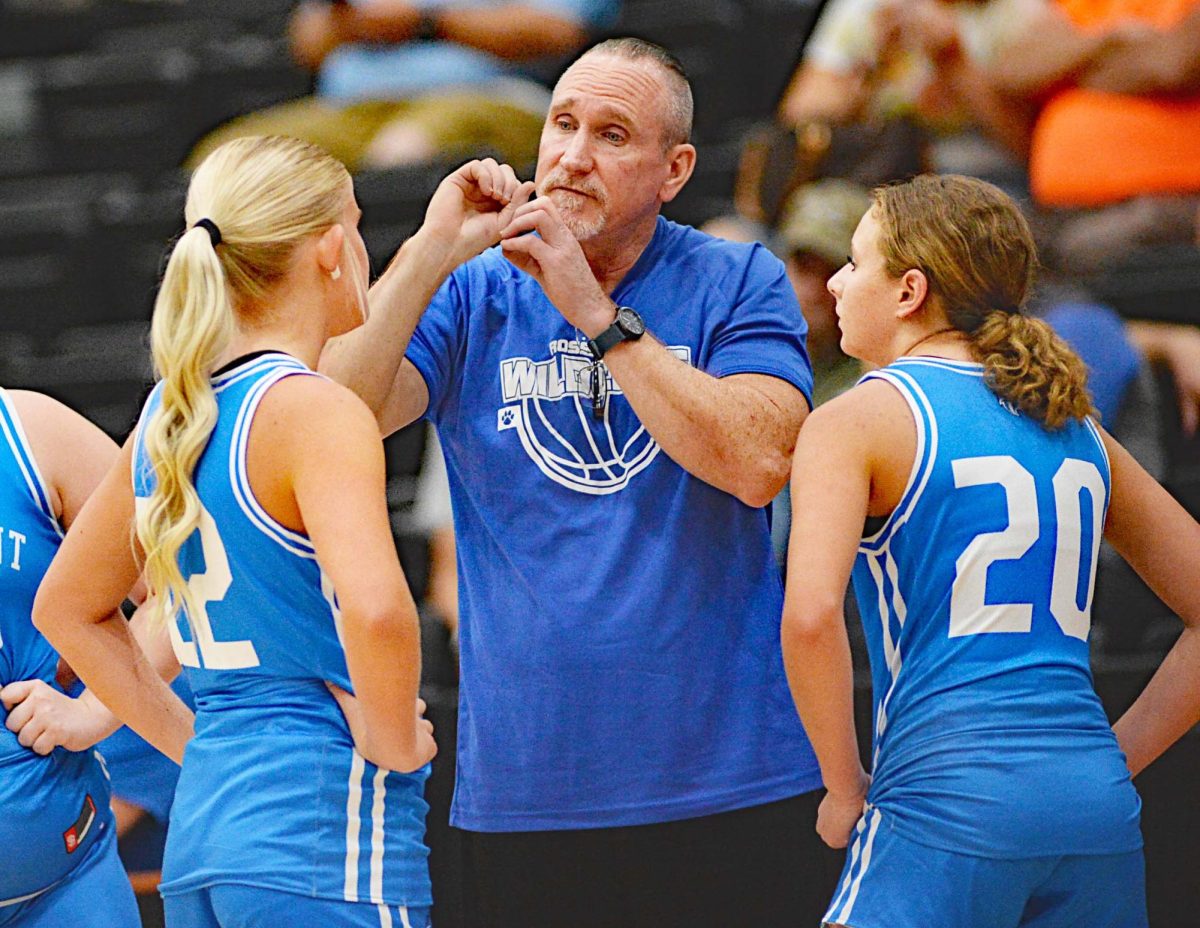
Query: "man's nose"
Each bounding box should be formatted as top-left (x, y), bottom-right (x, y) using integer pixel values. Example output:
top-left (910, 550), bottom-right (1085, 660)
top-left (560, 130), bottom-right (594, 172)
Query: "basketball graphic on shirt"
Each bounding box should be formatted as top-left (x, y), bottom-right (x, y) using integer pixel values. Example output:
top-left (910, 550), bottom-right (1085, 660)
top-left (496, 340), bottom-right (692, 495)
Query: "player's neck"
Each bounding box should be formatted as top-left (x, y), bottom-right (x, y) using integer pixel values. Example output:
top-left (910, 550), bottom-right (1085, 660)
top-left (893, 326), bottom-right (973, 363)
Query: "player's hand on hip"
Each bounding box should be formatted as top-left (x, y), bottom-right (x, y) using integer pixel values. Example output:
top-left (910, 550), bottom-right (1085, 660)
top-left (499, 196), bottom-right (616, 337)
top-left (817, 772), bottom-right (872, 849)
top-left (421, 159), bottom-right (535, 271)
top-left (327, 683), bottom-right (437, 773)
top-left (0, 679), bottom-right (112, 754)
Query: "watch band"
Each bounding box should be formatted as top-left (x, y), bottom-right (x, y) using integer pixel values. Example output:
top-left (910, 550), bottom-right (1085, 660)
top-left (587, 307), bottom-right (644, 360)
top-left (588, 325), bottom-right (627, 361)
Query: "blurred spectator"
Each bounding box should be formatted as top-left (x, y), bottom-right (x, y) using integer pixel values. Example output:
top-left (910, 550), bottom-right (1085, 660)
top-left (734, 0), bottom-right (1035, 227)
top-left (1126, 321), bottom-right (1200, 437)
top-left (775, 179), bottom-right (869, 406)
top-left (711, 179), bottom-right (871, 565)
top-left (931, 0), bottom-right (1200, 273)
top-left (190, 0), bottom-right (617, 171)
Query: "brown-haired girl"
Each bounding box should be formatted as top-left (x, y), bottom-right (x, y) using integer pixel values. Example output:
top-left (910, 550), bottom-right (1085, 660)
top-left (783, 174), bottom-right (1198, 928)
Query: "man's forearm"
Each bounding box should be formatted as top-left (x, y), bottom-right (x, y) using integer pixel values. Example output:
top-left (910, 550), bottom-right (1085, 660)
top-left (602, 337), bottom-right (806, 507)
top-left (1081, 10), bottom-right (1200, 94)
top-left (319, 231), bottom-right (452, 421)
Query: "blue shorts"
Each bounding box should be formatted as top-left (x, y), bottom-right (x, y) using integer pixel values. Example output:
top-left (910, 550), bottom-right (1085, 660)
top-left (0, 825), bottom-right (139, 928)
top-left (163, 884), bottom-right (432, 928)
top-left (824, 805), bottom-right (1147, 928)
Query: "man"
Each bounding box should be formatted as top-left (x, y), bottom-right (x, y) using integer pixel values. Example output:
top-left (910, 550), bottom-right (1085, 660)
top-left (322, 38), bottom-right (834, 927)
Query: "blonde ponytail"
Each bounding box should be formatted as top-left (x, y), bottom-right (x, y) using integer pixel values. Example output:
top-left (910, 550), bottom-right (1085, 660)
top-left (972, 311), bottom-right (1094, 430)
top-left (137, 135), bottom-right (351, 626)
top-left (872, 174), bottom-right (1093, 430)
top-left (139, 225), bottom-right (234, 626)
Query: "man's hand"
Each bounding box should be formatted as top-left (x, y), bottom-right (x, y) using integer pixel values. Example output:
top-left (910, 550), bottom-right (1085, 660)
top-left (1, 679), bottom-right (116, 755)
top-left (816, 772), bottom-right (871, 849)
top-left (421, 159), bottom-right (536, 274)
top-left (499, 197), bottom-right (616, 336)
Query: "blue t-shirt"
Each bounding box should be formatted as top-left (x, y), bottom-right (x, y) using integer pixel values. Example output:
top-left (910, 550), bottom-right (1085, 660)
top-left (319, 0), bottom-right (619, 103)
top-left (852, 357), bottom-right (1142, 858)
top-left (0, 389), bottom-right (115, 903)
top-left (407, 216), bottom-right (822, 831)
top-left (132, 355), bottom-right (431, 906)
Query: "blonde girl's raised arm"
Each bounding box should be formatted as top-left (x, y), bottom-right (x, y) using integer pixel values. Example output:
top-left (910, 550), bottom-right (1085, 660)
top-left (266, 374), bottom-right (434, 772)
top-left (1104, 428), bottom-right (1200, 777)
top-left (31, 437), bottom-right (193, 763)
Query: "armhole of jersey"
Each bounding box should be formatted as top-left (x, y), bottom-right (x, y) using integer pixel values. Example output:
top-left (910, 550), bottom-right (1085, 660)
top-left (857, 368), bottom-right (938, 554)
top-left (228, 366), bottom-right (320, 559)
top-left (1082, 415), bottom-right (1113, 510)
top-left (130, 381), bottom-right (165, 501)
top-left (0, 388), bottom-right (64, 537)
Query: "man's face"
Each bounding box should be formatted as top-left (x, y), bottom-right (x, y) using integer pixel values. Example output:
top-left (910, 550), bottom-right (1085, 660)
top-left (535, 53), bottom-right (677, 243)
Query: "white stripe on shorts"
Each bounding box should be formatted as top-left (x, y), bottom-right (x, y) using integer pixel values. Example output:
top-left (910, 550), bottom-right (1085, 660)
top-left (834, 808), bottom-right (883, 925)
top-left (370, 767), bottom-right (389, 903)
top-left (345, 751), bottom-right (366, 901)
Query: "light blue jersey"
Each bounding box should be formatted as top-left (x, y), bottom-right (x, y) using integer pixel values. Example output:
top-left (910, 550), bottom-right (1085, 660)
top-left (0, 388), bottom-right (117, 906)
top-left (851, 357), bottom-right (1141, 859)
top-left (131, 353), bottom-right (431, 908)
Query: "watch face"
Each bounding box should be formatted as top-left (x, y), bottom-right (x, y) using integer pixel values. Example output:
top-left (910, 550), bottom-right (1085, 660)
top-left (616, 307), bottom-right (645, 337)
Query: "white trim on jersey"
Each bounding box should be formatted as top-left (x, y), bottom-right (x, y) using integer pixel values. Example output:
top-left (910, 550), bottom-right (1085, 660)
top-left (0, 883), bottom-right (56, 908)
top-left (1083, 417), bottom-right (1111, 483)
top-left (212, 352), bottom-right (303, 393)
top-left (229, 366), bottom-right (319, 559)
top-left (0, 388), bottom-right (62, 537)
top-left (345, 751), bottom-right (366, 902)
top-left (892, 356), bottom-right (985, 377)
top-left (858, 369), bottom-right (939, 554)
top-left (321, 567), bottom-right (347, 650)
top-left (866, 551), bottom-right (908, 770)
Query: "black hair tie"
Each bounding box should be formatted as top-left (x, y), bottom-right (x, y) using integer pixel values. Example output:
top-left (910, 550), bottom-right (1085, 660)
top-left (194, 218), bottom-right (222, 247)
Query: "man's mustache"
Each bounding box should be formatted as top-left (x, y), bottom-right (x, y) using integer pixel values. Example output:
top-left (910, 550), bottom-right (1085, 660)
top-left (540, 174), bottom-right (608, 204)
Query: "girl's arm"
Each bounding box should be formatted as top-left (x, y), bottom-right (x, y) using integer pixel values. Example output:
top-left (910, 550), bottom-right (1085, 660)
top-left (266, 375), bottom-right (434, 772)
top-left (1103, 429), bottom-right (1200, 776)
top-left (2, 599), bottom-right (181, 755)
top-left (31, 437), bottom-right (193, 764)
top-left (782, 381), bottom-right (911, 847)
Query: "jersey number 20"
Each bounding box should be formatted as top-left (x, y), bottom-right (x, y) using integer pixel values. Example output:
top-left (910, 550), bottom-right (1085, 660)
top-left (949, 455), bottom-right (1105, 640)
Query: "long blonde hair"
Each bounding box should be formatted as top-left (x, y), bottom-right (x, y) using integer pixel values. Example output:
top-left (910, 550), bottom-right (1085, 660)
top-left (872, 174), bottom-right (1093, 429)
top-left (139, 135), bottom-right (352, 626)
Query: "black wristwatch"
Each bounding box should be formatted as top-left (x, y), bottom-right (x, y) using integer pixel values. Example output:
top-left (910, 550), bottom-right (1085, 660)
top-left (588, 307), bottom-right (645, 360)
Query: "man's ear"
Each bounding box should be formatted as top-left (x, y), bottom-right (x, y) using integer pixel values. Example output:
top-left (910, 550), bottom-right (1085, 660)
top-left (315, 223), bottom-right (345, 276)
top-left (659, 143), bottom-right (697, 204)
top-left (895, 267), bottom-right (930, 320)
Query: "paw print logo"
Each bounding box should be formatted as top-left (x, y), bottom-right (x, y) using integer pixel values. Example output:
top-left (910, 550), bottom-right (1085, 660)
top-left (497, 406), bottom-right (519, 431)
